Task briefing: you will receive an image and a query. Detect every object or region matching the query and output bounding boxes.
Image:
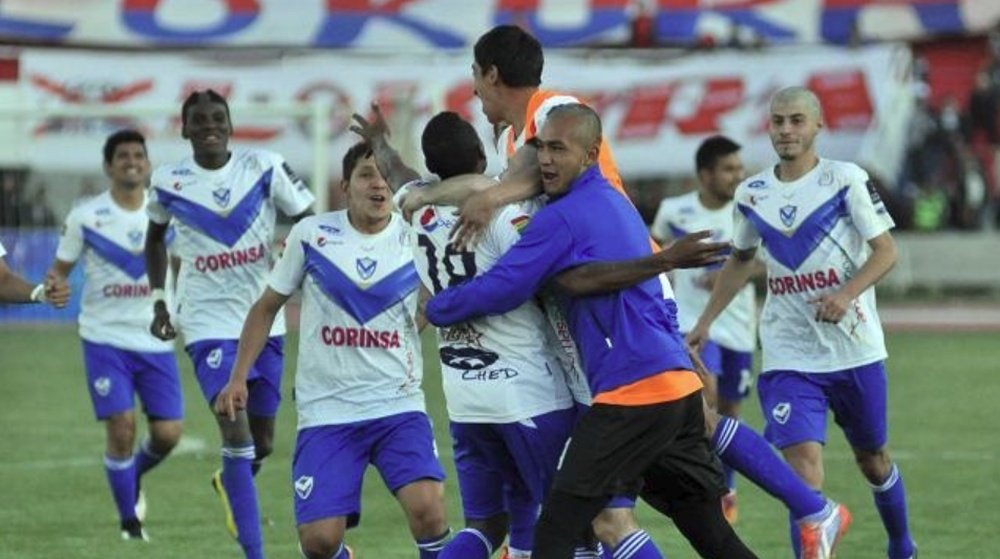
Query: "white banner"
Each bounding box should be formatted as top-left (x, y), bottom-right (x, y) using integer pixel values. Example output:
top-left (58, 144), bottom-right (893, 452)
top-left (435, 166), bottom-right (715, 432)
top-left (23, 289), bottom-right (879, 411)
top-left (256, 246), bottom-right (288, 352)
top-left (15, 44), bottom-right (913, 181)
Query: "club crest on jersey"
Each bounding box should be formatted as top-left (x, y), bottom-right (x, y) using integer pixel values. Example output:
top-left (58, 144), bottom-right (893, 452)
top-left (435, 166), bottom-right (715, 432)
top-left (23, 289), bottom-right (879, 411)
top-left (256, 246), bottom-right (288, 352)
top-left (127, 229), bottom-right (143, 248)
top-left (294, 476), bottom-right (314, 500)
top-left (419, 207), bottom-right (439, 232)
top-left (356, 257), bottom-right (377, 280)
top-left (779, 205), bottom-right (797, 228)
top-left (206, 348), bottom-right (223, 369)
top-left (212, 187), bottom-right (232, 208)
top-left (772, 402), bottom-right (791, 424)
top-left (93, 376), bottom-right (111, 397)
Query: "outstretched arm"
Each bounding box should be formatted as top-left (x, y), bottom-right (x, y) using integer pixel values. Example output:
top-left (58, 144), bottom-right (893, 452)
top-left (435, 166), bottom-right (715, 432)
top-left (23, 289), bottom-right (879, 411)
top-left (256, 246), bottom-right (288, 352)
top-left (350, 103), bottom-right (421, 191)
top-left (552, 231), bottom-right (730, 296)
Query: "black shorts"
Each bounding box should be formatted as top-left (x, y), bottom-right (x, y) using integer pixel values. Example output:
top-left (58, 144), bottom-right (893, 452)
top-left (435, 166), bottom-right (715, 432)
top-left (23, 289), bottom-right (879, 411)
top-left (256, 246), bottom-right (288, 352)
top-left (552, 390), bottom-right (725, 504)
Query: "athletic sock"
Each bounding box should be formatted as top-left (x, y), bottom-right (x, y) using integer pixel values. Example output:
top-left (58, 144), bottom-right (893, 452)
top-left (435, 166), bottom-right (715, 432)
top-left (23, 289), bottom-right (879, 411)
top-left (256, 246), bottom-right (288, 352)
top-left (438, 528), bottom-right (491, 559)
top-left (416, 528), bottom-right (451, 559)
top-left (712, 416), bottom-right (826, 518)
top-left (609, 530), bottom-right (663, 559)
top-left (222, 444), bottom-right (264, 559)
top-left (870, 463), bottom-right (916, 559)
top-left (104, 454), bottom-right (138, 522)
top-left (134, 438), bottom-right (165, 477)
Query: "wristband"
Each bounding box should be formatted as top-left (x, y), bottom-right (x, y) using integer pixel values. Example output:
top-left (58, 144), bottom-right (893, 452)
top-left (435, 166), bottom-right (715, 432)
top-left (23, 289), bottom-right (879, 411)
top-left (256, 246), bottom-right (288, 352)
top-left (151, 288), bottom-right (166, 304)
top-left (29, 283), bottom-right (46, 303)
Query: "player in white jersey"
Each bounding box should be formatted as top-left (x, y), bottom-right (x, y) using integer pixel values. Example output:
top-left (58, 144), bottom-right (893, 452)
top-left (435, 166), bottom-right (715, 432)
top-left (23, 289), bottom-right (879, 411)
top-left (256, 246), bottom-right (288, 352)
top-left (688, 87), bottom-right (916, 559)
top-left (215, 142), bottom-right (450, 559)
top-left (650, 135), bottom-right (760, 521)
top-left (45, 130), bottom-right (182, 541)
top-left (0, 240), bottom-right (68, 305)
top-left (144, 90), bottom-right (314, 559)
top-left (353, 108), bottom-right (579, 559)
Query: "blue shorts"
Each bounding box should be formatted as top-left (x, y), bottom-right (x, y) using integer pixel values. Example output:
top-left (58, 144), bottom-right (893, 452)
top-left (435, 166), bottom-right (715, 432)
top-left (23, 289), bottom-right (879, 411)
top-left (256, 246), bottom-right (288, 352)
top-left (757, 361), bottom-right (888, 451)
top-left (450, 407), bottom-right (577, 521)
top-left (185, 336), bottom-right (284, 416)
top-left (291, 411), bottom-right (446, 526)
top-left (81, 340), bottom-right (183, 421)
top-left (699, 341), bottom-right (753, 402)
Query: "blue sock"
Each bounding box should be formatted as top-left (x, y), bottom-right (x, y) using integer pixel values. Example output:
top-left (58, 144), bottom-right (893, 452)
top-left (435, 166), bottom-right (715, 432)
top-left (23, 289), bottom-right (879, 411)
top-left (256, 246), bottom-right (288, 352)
top-left (574, 543), bottom-right (605, 559)
top-left (104, 454), bottom-right (138, 522)
top-left (134, 438), bottom-right (165, 478)
top-left (610, 530), bottom-right (662, 559)
top-left (507, 496), bottom-right (539, 553)
top-left (416, 529), bottom-right (451, 559)
top-left (789, 511), bottom-right (802, 559)
top-left (871, 464), bottom-right (915, 559)
top-left (438, 528), bottom-right (490, 559)
top-left (223, 444), bottom-right (264, 559)
top-left (712, 417), bottom-right (826, 518)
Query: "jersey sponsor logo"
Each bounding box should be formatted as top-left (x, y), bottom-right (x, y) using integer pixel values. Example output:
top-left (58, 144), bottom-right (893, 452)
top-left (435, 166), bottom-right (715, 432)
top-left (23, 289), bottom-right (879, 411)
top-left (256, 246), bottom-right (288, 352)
top-left (419, 207), bottom-right (439, 232)
top-left (771, 402), bottom-right (791, 424)
top-left (779, 204), bottom-right (797, 228)
top-left (865, 180), bottom-right (882, 205)
top-left (193, 242), bottom-right (268, 273)
top-left (768, 268), bottom-right (842, 295)
top-left (747, 180), bottom-right (767, 189)
top-left (293, 476), bottom-right (314, 500)
top-left (93, 376), bottom-right (112, 397)
top-left (171, 168), bottom-right (194, 177)
top-left (212, 187), bottom-right (232, 208)
top-left (318, 224), bottom-right (341, 235)
top-left (95, 207), bottom-right (112, 216)
top-left (461, 367), bottom-right (519, 381)
top-left (356, 257), bottom-right (377, 280)
top-left (206, 347), bottom-right (224, 369)
top-left (102, 283), bottom-right (151, 298)
top-left (439, 346), bottom-right (499, 370)
top-left (321, 326), bottom-right (400, 348)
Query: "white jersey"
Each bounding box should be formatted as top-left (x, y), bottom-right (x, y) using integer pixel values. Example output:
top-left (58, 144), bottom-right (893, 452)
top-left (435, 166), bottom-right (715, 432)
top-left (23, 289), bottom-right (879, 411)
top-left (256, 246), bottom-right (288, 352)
top-left (269, 211), bottom-right (425, 429)
top-left (0, 240), bottom-right (5, 258)
top-left (56, 191), bottom-right (173, 352)
top-left (651, 191), bottom-right (756, 352)
top-left (397, 181), bottom-right (574, 423)
top-left (147, 148), bottom-right (314, 344)
top-left (732, 159), bottom-right (894, 373)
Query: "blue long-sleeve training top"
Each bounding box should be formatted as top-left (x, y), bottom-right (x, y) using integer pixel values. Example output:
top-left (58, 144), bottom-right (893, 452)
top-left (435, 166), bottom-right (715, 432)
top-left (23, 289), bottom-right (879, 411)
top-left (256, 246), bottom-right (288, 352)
top-left (426, 165), bottom-right (693, 397)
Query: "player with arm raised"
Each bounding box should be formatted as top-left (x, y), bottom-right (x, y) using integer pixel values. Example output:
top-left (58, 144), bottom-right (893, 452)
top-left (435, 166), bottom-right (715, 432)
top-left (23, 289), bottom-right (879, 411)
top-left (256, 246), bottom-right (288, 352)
top-left (47, 130), bottom-right (182, 542)
top-left (144, 90), bottom-right (314, 559)
top-left (215, 143), bottom-right (450, 559)
top-left (688, 87), bottom-right (915, 559)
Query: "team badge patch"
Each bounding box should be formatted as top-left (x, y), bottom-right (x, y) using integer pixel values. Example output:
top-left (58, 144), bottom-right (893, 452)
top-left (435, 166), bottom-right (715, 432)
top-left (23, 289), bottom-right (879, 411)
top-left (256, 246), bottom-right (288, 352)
top-left (93, 376), bottom-right (111, 397)
top-left (206, 347), bottom-right (223, 369)
top-left (356, 257), bottom-right (377, 280)
top-left (771, 402), bottom-right (791, 425)
top-left (127, 229), bottom-right (143, 248)
top-left (294, 476), bottom-right (314, 500)
top-left (212, 187), bottom-right (232, 208)
top-left (779, 205), bottom-right (798, 228)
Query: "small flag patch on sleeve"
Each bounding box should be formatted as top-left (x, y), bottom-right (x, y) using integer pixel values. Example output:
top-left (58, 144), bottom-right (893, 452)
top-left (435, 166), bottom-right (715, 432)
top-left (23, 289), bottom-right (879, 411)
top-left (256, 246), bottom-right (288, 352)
top-left (511, 215), bottom-right (530, 233)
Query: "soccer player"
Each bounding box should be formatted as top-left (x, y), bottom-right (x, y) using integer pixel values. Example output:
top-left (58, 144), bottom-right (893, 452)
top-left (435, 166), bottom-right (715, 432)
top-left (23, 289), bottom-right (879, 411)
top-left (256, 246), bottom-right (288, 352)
top-left (688, 86), bottom-right (917, 559)
top-left (145, 90), bottom-right (314, 559)
top-left (0, 241), bottom-right (68, 306)
top-left (46, 129), bottom-right (182, 541)
top-left (214, 142), bottom-right (450, 559)
top-left (650, 135), bottom-right (760, 521)
top-left (354, 107), bottom-right (582, 559)
top-left (426, 104), bottom-right (757, 559)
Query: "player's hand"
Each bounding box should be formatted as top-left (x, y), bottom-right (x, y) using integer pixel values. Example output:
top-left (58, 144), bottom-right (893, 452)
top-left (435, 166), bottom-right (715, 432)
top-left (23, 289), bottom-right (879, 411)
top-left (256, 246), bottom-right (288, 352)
top-left (656, 230), bottom-right (729, 271)
top-left (451, 188), bottom-right (500, 250)
top-left (685, 322), bottom-right (711, 353)
top-left (808, 291), bottom-right (851, 323)
top-left (398, 188), bottom-right (427, 222)
top-left (149, 301), bottom-right (177, 340)
top-left (349, 102), bottom-right (390, 144)
top-left (44, 273), bottom-right (70, 308)
top-left (214, 380), bottom-right (248, 422)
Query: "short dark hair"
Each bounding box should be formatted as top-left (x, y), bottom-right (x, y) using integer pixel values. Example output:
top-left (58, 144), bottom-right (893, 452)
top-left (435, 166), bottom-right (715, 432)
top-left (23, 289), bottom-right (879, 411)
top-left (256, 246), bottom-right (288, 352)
top-left (474, 25), bottom-right (543, 87)
top-left (342, 142), bottom-right (373, 181)
top-left (421, 112), bottom-right (484, 180)
top-left (181, 89), bottom-right (231, 124)
top-left (103, 129), bottom-right (147, 164)
top-left (695, 135), bottom-right (741, 172)
top-left (545, 103), bottom-right (602, 147)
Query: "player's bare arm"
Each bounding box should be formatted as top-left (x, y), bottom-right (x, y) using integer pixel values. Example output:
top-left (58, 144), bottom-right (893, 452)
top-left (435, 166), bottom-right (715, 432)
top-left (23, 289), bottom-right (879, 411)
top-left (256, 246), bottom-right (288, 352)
top-left (810, 231), bottom-right (897, 323)
top-left (687, 247), bottom-right (758, 351)
top-left (552, 231), bottom-right (729, 296)
top-left (415, 284), bottom-right (433, 333)
top-left (215, 287), bottom-right (290, 422)
top-left (145, 220), bottom-right (176, 340)
top-left (0, 259), bottom-right (68, 306)
top-left (349, 103), bottom-right (421, 191)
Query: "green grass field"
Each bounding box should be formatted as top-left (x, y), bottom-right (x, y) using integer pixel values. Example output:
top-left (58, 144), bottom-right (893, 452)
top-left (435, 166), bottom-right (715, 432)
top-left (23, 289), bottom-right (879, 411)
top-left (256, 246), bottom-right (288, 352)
top-left (0, 327), bottom-right (996, 558)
